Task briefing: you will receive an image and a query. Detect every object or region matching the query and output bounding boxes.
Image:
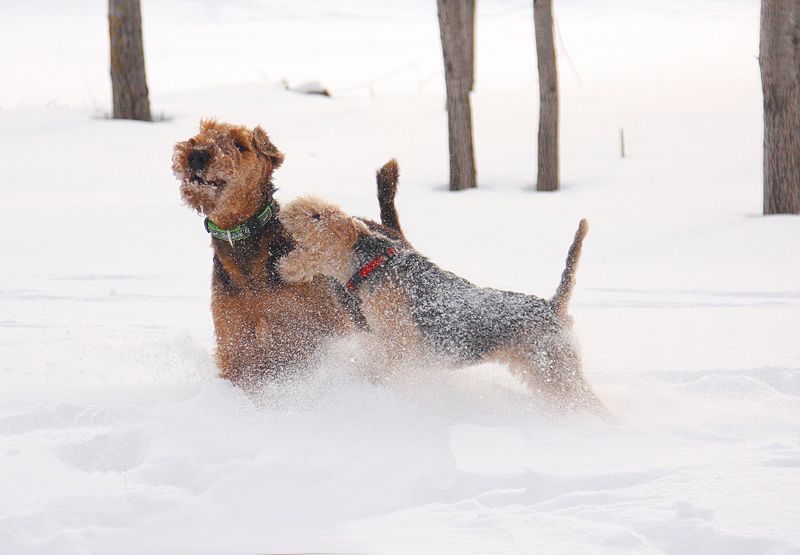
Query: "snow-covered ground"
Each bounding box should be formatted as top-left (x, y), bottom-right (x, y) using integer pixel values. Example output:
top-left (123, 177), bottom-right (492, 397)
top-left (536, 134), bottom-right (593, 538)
top-left (1, 1), bottom-right (799, 553)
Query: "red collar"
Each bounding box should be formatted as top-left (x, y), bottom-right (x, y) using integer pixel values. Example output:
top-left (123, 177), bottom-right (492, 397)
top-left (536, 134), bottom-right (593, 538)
top-left (346, 247), bottom-right (397, 292)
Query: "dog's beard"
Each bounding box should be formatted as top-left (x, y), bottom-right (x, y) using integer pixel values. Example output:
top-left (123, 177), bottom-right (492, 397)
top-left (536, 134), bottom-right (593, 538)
top-left (176, 162), bottom-right (230, 209)
top-left (180, 178), bottom-right (223, 216)
top-left (183, 168), bottom-right (226, 190)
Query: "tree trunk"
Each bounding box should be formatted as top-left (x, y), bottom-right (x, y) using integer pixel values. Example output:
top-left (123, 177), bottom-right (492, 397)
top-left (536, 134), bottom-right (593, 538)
top-left (534, 0), bottom-right (559, 191)
top-left (793, 0), bottom-right (800, 91)
top-left (109, 0), bottom-right (151, 121)
top-left (465, 0), bottom-right (475, 91)
top-left (761, 0), bottom-right (800, 214)
top-left (437, 0), bottom-right (477, 191)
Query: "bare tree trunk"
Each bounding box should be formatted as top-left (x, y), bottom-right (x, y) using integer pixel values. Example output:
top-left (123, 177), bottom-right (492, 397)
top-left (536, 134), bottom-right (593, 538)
top-left (761, 0), bottom-right (800, 213)
top-left (109, 0), bottom-right (151, 121)
top-left (437, 0), bottom-right (477, 191)
top-left (793, 0), bottom-right (800, 89)
top-left (534, 0), bottom-right (559, 191)
top-left (465, 0), bottom-right (475, 92)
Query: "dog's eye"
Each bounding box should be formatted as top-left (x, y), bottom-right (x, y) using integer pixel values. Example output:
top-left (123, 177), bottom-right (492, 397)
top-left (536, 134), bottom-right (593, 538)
top-left (311, 213), bottom-right (322, 221)
top-left (234, 142), bottom-right (248, 153)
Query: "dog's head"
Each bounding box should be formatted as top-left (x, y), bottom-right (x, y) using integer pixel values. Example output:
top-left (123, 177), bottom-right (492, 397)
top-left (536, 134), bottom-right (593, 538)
top-left (277, 196), bottom-right (369, 284)
top-left (172, 119), bottom-right (285, 229)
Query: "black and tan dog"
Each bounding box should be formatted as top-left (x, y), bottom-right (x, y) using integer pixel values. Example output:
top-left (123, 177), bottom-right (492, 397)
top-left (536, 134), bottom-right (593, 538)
top-left (172, 120), bottom-right (401, 388)
top-left (277, 194), bottom-right (604, 413)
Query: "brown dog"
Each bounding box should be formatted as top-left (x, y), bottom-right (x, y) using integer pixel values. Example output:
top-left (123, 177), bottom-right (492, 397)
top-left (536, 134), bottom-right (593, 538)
top-left (277, 195), bottom-right (604, 413)
top-left (172, 120), bottom-right (401, 388)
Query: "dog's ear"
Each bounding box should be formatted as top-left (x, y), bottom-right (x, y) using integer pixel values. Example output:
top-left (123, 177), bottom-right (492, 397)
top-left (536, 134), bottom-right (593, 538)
top-left (252, 126), bottom-right (285, 168)
top-left (331, 214), bottom-right (369, 246)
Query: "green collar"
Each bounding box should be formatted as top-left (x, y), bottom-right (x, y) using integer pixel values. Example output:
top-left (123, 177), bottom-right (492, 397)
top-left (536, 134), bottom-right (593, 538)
top-left (204, 202), bottom-right (276, 246)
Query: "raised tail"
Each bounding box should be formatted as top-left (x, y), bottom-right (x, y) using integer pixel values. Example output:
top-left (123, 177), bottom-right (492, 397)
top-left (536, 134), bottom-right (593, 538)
top-left (376, 158), bottom-right (402, 235)
top-left (551, 219), bottom-right (589, 316)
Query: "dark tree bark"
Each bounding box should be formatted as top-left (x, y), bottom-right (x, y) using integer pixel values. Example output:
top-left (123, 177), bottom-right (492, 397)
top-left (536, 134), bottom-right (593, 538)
top-left (760, 0), bottom-right (800, 214)
top-left (437, 0), bottom-right (477, 191)
top-left (465, 0), bottom-right (475, 91)
top-left (534, 0), bottom-right (559, 191)
top-left (109, 0), bottom-right (151, 121)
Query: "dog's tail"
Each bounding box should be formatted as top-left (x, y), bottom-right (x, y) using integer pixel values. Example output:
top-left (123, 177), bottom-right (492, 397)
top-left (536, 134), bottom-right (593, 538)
top-left (551, 219), bottom-right (589, 317)
top-left (377, 158), bottom-right (402, 235)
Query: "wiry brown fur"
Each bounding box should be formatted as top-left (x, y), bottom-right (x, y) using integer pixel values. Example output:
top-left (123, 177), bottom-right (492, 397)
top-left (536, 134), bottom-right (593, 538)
top-left (172, 119), bottom-right (285, 229)
top-left (172, 121), bottom-right (358, 388)
top-left (277, 198), bottom-right (370, 285)
top-left (278, 196), bottom-right (605, 414)
top-left (376, 158), bottom-right (402, 235)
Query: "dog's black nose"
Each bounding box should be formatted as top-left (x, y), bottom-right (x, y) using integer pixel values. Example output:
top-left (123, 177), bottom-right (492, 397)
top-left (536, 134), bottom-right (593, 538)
top-left (188, 149), bottom-right (210, 171)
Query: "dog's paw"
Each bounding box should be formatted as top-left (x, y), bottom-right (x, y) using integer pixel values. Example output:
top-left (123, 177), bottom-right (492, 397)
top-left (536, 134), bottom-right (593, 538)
top-left (277, 251), bottom-right (315, 284)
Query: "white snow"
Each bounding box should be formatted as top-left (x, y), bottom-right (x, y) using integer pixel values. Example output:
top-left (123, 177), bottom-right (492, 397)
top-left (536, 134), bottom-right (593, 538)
top-left (1, 1), bottom-right (799, 554)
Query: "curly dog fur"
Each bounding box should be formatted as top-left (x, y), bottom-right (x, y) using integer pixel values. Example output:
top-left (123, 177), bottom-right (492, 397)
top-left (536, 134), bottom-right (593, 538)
top-left (277, 194), bottom-right (604, 413)
top-left (172, 120), bottom-right (401, 388)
